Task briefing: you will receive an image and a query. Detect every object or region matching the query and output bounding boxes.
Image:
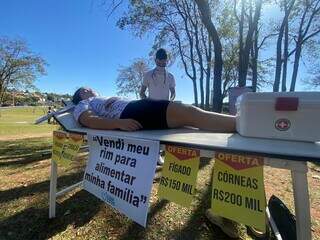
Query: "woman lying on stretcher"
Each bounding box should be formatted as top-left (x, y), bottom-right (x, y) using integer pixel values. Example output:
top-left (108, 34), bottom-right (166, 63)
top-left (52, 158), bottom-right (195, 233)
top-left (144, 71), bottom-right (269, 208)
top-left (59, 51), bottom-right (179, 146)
top-left (72, 87), bottom-right (235, 132)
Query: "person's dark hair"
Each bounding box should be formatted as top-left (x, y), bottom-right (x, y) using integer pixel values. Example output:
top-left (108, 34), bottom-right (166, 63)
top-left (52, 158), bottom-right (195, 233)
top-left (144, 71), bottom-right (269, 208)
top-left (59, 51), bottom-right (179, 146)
top-left (72, 87), bottom-right (85, 105)
top-left (156, 48), bottom-right (168, 60)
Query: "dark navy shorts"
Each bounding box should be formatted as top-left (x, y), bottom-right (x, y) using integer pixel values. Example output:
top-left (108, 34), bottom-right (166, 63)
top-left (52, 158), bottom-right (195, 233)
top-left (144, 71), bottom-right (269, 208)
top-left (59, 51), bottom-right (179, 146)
top-left (120, 99), bottom-right (170, 129)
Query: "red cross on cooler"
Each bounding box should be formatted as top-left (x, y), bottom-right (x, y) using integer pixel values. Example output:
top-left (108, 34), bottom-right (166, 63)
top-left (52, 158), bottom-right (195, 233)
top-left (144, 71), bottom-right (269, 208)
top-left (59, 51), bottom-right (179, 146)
top-left (275, 119), bottom-right (291, 131)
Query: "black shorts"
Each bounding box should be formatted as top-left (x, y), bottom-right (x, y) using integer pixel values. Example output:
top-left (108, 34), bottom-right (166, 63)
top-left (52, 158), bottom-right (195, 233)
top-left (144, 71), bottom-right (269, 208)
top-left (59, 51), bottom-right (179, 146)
top-left (120, 99), bottom-right (170, 129)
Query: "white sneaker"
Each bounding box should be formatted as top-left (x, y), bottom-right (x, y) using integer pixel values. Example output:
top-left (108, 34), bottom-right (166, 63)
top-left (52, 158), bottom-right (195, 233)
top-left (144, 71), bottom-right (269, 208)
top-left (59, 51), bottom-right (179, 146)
top-left (205, 210), bottom-right (243, 238)
top-left (157, 155), bottom-right (164, 165)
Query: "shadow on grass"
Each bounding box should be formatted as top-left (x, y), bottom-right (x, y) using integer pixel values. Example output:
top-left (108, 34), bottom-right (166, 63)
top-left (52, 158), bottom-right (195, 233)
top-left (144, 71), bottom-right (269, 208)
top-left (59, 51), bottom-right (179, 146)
top-left (118, 199), bottom-right (170, 240)
top-left (0, 190), bottom-right (102, 240)
top-left (0, 171), bottom-right (84, 204)
top-left (0, 154), bottom-right (50, 167)
top-left (168, 187), bottom-right (228, 240)
top-left (0, 148), bottom-right (216, 240)
top-left (0, 138), bottom-right (52, 159)
top-left (118, 157), bottom-right (213, 240)
top-left (199, 156), bottom-right (211, 169)
top-left (168, 167), bottom-right (229, 240)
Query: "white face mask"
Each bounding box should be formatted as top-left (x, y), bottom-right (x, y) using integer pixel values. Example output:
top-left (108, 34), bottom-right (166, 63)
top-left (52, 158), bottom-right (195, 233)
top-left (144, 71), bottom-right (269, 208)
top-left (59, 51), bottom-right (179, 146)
top-left (155, 58), bottom-right (167, 68)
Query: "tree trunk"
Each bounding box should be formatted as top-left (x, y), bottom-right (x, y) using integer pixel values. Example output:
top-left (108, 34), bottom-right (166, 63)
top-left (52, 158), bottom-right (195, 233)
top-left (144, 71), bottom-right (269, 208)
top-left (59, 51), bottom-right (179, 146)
top-left (195, 0), bottom-right (223, 112)
top-left (274, 0), bottom-right (295, 92)
top-left (192, 78), bottom-right (199, 106)
top-left (205, 38), bottom-right (212, 110)
top-left (251, 28), bottom-right (258, 92)
top-left (289, 0), bottom-right (320, 91)
top-left (174, 0), bottom-right (199, 105)
top-left (193, 17), bottom-right (205, 109)
top-left (0, 86), bottom-right (7, 104)
top-left (274, 24), bottom-right (285, 92)
top-left (212, 56), bottom-right (223, 112)
top-left (238, 0), bottom-right (262, 87)
top-left (238, 0), bottom-right (245, 87)
top-left (0, 91), bottom-right (4, 104)
top-left (281, 21), bottom-right (289, 92)
top-left (290, 44), bottom-right (302, 91)
top-left (0, 82), bottom-right (3, 104)
top-left (200, 23), bottom-right (212, 110)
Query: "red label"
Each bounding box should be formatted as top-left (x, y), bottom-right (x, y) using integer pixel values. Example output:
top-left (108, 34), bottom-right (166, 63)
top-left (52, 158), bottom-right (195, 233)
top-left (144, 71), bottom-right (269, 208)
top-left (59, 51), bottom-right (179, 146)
top-left (215, 152), bottom-right (263, 170)
top-left (275, 97), bottom-right (299, 111)
top-left (166, 145), bottom-right (200, 160)
top-left (53, 131), bottom-right (67, 139)
top-left (69, 133), bottom-right (83, 142)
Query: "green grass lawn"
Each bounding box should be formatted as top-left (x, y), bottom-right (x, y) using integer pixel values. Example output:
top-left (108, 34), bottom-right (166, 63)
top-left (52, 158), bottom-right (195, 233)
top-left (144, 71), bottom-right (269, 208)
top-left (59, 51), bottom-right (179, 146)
top-left (0, 138), bottom-right (231, 240)
top-left (0, 138), bottom-right (319, 239)
top-left (0, 106), bottom-right (58, 138)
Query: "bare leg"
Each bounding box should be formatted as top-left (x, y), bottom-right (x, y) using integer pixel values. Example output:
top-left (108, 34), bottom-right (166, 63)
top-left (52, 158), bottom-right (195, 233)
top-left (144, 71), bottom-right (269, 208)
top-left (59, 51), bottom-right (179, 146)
top-left (166, 102), bottom-right (236, 132)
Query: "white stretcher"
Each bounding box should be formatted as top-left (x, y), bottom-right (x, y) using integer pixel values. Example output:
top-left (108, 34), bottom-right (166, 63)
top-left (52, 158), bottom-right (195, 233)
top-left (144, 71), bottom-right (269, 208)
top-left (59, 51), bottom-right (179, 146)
top-left (39, 103), bottom-right (320, 240)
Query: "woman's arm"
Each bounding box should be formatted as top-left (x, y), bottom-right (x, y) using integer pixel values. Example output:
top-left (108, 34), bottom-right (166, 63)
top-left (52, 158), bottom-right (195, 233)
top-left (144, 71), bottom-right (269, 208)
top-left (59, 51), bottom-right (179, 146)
top-left (79, 110), bottom-right (142, 131)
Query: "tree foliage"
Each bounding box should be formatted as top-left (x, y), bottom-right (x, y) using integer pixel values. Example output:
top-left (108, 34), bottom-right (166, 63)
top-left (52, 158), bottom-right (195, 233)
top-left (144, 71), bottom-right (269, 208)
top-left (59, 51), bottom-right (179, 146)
top-left (116, 58), bottom-right (149, 98)
top-left (106, 0), bottom-right (320, 112)
top-left (116, 0), bottom-right (242, 111)
top-left (0, 37), bottom-right (47, 103)
top-left (272, 0), bottom-right (320, 92)
top-left (233, 0), bottom-right (263, 87)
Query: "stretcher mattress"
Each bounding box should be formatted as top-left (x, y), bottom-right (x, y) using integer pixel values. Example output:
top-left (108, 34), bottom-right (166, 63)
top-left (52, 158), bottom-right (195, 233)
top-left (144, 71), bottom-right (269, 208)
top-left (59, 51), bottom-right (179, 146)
top-left (52, 110), bottom-right (320, 163)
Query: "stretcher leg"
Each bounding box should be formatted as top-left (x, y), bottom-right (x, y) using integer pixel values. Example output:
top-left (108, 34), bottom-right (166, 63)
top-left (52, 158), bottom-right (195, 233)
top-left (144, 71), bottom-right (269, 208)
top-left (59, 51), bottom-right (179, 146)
top-left (291, 164), bottom-right (311, 240)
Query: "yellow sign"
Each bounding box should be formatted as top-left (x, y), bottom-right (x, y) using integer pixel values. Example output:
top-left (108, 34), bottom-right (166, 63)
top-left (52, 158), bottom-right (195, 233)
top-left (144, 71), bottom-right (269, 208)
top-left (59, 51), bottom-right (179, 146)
top-left (52, 131), bottom-right (67, 163)
top-left (52, 131), bottom-right (83, 166)
top-left (60, 133), bottom-right (84, 166)
top-left (211, 152), bottom-right (266, 232)
top-left (158, 145), bottom-right (200, 207)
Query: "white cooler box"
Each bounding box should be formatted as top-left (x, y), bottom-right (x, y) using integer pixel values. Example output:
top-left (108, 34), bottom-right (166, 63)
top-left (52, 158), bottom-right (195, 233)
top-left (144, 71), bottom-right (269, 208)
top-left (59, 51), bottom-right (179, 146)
top-left (236, 92), bottom-right (320, 142)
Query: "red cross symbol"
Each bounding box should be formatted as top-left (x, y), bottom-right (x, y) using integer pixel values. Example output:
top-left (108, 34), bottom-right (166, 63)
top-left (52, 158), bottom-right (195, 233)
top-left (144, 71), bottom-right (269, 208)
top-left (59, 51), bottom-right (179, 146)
top-left (275, 119), bottom-right (291, 131)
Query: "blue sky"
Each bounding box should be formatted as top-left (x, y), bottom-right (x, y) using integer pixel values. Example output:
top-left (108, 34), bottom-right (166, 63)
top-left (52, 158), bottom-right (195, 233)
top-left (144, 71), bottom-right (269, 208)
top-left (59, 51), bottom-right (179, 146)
top-left (0, 0), bottom-right (313, 103)
top-left (0, 0), bottom-right (194, 102)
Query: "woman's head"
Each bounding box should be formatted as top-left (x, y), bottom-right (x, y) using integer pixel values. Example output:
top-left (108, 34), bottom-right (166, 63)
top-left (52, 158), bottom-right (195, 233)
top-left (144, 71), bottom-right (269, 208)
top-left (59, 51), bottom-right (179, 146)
top-left (72, 87), bottom-right (96, 104)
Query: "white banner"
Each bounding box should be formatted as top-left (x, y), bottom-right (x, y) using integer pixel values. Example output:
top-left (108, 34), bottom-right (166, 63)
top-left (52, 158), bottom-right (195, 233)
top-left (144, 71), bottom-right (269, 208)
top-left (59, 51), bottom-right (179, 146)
top-left (83, 133), bottom-right (159, 227)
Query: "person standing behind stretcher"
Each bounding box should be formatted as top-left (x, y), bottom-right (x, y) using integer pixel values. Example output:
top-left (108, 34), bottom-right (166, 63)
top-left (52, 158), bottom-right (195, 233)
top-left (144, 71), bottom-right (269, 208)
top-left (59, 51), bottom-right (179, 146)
top-left (140, 48), bottom-right (176, 101)
top-left (140, 48), bottom-right (176, 165)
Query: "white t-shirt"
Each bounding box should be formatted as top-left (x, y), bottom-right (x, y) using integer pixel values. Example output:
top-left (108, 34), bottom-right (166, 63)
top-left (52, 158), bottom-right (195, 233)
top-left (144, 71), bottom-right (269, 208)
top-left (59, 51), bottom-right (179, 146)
top-left (142, 67), bottom-right (175, 100)
top-left (73, 97), bottom-right (130, 122)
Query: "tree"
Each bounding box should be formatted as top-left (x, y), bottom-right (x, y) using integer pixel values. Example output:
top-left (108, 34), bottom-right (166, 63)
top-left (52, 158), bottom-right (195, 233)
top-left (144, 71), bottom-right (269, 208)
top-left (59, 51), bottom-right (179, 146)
top-left (272, 0), bottom-right (320, 92)
top-left (116, 58), bottom-right (149, 98)
top-left (273, 0), bottom-right (296, 92)
top-left (289, 0), bottom-right (320, 91)
top-left (194, 0), bottom-right (223, 112)
top-left (47, 93), bottom-right (55, 102)
top-left (116, 0), bottom-right (212, 108)
top-left (0, 37), bottom-right (47, 103)
top-left (305, 74), bottom-right (320, 88)
top-left (110, 0), bottom-right (248, 112)
top-left (303, 63), bottom-right (320, 88)
top-left (233, 0), bottom-right (263, 87)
